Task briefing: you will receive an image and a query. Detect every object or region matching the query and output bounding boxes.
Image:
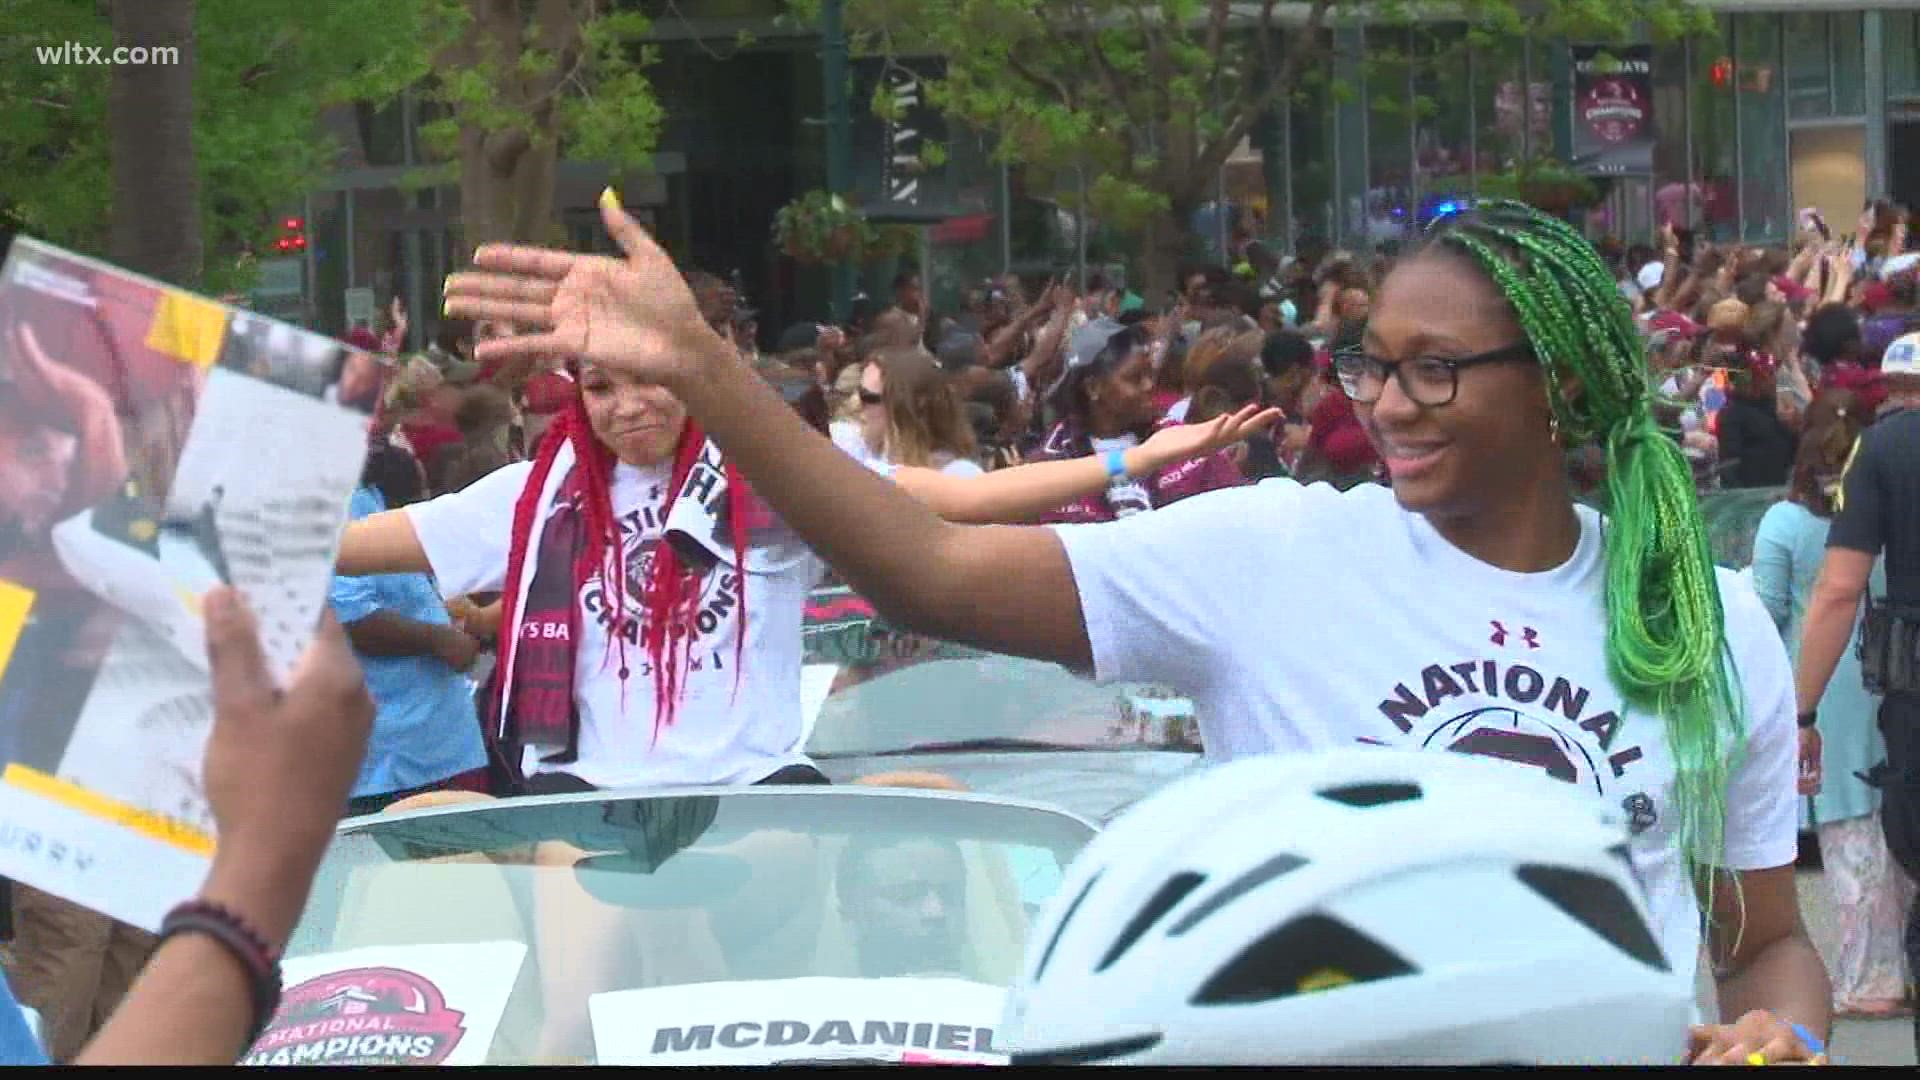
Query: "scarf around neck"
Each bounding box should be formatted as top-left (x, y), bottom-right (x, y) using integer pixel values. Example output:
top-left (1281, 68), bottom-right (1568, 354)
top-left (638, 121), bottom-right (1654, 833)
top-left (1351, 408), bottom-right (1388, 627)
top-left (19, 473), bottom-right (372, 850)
top-left (491, 414), bottom-right (760, 762)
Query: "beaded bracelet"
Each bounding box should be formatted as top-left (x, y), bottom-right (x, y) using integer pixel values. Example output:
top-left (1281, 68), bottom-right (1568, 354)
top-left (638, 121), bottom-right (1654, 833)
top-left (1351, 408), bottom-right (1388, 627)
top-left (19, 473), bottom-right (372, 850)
top-left (156, 900), bottom-right (284, 1045)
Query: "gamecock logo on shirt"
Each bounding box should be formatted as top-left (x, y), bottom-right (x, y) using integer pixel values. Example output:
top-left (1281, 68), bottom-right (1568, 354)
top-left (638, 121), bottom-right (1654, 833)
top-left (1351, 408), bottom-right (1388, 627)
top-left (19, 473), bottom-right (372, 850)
top-left (578, 530), bottom-right (743, 650)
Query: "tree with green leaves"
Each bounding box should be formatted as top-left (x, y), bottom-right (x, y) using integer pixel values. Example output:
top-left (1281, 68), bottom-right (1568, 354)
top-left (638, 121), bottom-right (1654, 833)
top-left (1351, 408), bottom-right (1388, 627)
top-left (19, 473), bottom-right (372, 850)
top-left (1, 0), bottom-right (438, 291)
top-left (418, 0), bottom-right (663, 249)
top-left (1, 0), bottom-right (663, 289)
top-left (793, 0), bottom-right (1707, 295)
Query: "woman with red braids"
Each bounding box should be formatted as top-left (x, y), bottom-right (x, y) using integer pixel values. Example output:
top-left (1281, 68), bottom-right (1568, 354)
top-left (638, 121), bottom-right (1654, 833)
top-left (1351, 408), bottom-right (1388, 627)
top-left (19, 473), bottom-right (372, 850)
top-left (337, 347), bottom-right (1271, 796)
top-left (336, 354), bottom-right (830, 794)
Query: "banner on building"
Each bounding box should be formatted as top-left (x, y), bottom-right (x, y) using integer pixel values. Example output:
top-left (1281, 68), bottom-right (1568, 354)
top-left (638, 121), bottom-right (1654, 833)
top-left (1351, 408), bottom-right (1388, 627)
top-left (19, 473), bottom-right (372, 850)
top-left (1571, 45), bottom-right (1655, 175)
top-left (852, 56), bottom-right (956, 223)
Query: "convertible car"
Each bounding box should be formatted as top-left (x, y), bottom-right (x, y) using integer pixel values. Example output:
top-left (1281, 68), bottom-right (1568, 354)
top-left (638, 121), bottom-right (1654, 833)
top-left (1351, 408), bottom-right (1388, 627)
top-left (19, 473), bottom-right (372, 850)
top-left (256, 786), bottom-right (1095, 1066)
top-left (802, 587), bottom-right (1201, 823)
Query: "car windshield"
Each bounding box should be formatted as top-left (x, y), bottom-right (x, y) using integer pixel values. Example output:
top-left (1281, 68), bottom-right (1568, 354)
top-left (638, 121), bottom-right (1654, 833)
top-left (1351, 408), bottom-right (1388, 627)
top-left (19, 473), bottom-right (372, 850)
top-left (1697, 485), bottom-right (1786, 570)
top-left (266, 788), bottom-right (1094, 1067)
top-left (805, 652), bottom-right (1199, 759)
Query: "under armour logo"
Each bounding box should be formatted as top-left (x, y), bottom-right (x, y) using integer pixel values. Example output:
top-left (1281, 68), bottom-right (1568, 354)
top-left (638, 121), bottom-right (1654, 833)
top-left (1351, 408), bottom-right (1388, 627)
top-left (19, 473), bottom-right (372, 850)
top-left (1490, 621), bottom-right (1542, 649)
top-left (1622, 793), bottom-right (1657, 835)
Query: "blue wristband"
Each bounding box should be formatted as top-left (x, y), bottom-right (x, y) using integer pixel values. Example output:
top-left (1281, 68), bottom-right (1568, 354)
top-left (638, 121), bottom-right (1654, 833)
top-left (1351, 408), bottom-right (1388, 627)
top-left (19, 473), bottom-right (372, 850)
top-left (1787, 1022), bottom-right (1825, 1056)
top-left (1104, 448), bottom-right (1129, 481)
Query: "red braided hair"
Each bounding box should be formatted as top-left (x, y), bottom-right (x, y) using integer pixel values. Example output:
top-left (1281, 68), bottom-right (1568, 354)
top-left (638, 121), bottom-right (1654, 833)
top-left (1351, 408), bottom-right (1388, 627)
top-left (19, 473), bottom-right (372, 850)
top-left (495, 381), bottom-right (751, 745)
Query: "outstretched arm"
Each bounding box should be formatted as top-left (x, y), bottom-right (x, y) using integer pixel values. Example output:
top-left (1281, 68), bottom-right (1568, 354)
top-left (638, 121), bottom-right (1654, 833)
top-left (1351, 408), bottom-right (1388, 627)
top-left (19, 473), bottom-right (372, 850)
top-left (445, 202), bottom-right (1094, 669)
top-left (335, 511), bottom-right (431, 577)
top-left (894, 404), bottom-right (1277, 524)
top-left (675, 343), bottom-right (1091, 667)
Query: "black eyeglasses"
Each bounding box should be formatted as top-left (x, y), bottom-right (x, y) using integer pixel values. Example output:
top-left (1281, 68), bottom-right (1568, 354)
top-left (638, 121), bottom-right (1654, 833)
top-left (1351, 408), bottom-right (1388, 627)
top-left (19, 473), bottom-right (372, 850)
top-left (1331, 343), bottom-right (1535, 406)
top-left (858, 388), bottom-right (885, 405)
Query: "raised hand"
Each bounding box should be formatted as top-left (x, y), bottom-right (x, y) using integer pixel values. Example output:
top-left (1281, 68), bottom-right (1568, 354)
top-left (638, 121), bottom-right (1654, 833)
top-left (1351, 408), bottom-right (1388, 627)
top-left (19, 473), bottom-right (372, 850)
top-left (443, 191), bottom-right (734, 389)
top-left (1137, 403), bottom-right (1282, 471)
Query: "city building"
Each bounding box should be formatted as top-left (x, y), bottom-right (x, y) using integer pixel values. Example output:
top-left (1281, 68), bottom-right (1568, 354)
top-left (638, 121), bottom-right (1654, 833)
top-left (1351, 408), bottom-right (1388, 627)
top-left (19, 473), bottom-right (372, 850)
top-left (280, 1), bottom-right (1920, 339)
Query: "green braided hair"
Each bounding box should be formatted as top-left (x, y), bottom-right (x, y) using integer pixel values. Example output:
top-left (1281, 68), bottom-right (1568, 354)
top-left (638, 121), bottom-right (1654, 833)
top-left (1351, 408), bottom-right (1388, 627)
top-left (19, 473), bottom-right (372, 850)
top-left (1423, 201), bottom-right (1745, 876)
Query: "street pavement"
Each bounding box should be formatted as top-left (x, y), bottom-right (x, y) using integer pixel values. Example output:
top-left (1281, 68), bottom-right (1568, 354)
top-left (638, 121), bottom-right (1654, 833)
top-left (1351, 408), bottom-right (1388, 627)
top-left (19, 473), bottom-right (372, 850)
top-left (1691, 870), bottom-right (1915, 1066)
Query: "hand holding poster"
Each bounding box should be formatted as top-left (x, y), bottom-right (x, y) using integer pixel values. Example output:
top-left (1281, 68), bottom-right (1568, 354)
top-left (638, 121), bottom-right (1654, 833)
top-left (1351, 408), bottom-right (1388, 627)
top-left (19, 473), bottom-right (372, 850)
top-left (0, 237), bottom-right (370, 930)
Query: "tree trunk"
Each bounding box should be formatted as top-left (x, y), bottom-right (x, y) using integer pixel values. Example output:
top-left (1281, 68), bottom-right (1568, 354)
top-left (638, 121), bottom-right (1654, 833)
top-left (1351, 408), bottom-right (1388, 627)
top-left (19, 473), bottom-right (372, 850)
top-left (107, 0), bottom-right (201, 286)
top-left (448, 0), bottom-right (574, 247)
top-left (509, 134), bottom-right (562, 247)
top-left (457, 129), bottom-right (562, 249)
top-left (458, 127), bottom-right (520, 250)
top-left (1139, 203), bottom-right (1197, 302)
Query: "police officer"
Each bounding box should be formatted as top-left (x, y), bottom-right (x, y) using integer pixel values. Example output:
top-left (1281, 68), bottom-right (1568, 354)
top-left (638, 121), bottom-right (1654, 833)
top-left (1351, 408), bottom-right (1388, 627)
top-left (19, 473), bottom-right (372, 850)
top-left (1793, 330), bottom-right (1920, 1055)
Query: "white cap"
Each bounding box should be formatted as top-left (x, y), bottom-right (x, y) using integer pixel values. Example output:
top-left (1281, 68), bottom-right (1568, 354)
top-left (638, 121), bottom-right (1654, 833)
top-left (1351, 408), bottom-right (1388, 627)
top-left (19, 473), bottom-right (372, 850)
top-left (1883, 331), bottom-right (1920, 378)
top-left (1636, 261), bottom-right (1665, 292)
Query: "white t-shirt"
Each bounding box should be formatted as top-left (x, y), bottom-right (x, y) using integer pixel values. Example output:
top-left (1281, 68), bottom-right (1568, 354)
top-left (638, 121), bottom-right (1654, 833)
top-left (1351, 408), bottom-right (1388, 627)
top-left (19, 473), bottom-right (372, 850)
top-left (830, 420), bottom-right (879, 469)
top-left (835, 419), bottom-right (984, 481)
top-left (860, 453), bottom-right (984, 480)
top-left (406, 458), bottom-right (824, 789)
top-left (1052, 480), bottom-right (1798, 984)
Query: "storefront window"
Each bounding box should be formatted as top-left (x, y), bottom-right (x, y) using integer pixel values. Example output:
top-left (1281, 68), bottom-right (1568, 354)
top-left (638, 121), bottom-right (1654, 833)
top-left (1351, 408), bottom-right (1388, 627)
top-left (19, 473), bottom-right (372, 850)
top-left (1831, 12), bottom-right (1865, 117)
top-left (926, 130), bottom-right (1010, 313)
top-left (1692, 17), bottom-right (1739, 243)
top-left (1471, 34), bottom-right (1552, 192)
top-left (1735, 13), bottom-right (1788, 243)
top-left (1650, 40), bottom-right (1694, 232)
top-left (1286, 60), bottom-right (1337, 249)
top-left (308, 190), bottom-right (346, 335)
top-left (1365, 26), bottom-right (1416, 251)
top-left (1414, 27), bottom-right (1475, 229)
top-left (1890, 11), bottom-right (1920, 102)
top-left (1785, 12), bottom-right (1830, 120)
top-left (1332, 25), bottom-right (1370, 248)
top-left (353, 101), bottom-right (408, 168)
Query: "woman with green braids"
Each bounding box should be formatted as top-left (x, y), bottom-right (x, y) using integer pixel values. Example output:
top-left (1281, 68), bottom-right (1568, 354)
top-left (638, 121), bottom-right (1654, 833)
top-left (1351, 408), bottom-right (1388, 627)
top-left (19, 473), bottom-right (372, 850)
top-left (446, 197), bottom-right (1830, 1064)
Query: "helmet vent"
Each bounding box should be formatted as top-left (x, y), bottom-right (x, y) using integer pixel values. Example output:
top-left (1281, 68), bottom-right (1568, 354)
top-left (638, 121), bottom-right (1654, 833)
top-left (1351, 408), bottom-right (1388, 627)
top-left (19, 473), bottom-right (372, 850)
top-left (1515, 864), bottom-right (1670, 971)
top-left (1008, 1032), bottom-right (1164, 1066)
top-left (1096, 872), bottom-right (1206, 972)
top-left (1168, 853), bottom-right (1307, 936)
top-left (1317, 781), bottom-right (1422, 807)
top-left (1191, 914), bottom-right (1416, 1005)
top-left (1033, 869), bottom-right (1103, 982)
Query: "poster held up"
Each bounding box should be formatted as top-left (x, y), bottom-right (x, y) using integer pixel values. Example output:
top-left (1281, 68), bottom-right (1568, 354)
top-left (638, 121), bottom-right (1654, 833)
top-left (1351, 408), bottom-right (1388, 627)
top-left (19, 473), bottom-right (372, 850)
top-left (0, 236), bottom-right (369, 929)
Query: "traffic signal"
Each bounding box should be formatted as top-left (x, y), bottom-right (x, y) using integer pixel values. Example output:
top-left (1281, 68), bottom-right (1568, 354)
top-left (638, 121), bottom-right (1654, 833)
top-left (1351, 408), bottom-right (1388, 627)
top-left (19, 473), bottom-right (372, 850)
top-left (272, 216), bottom-right (307, 254)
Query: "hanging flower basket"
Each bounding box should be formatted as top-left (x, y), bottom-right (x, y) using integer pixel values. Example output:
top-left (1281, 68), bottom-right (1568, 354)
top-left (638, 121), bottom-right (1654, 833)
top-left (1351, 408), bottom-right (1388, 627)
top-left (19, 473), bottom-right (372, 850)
top-left (773, 190), bottom-right (920, 266)
top-left (1521, 180), bottom-right (1591, 215)
top-left (1476, 160), bottom-right (1600, 216)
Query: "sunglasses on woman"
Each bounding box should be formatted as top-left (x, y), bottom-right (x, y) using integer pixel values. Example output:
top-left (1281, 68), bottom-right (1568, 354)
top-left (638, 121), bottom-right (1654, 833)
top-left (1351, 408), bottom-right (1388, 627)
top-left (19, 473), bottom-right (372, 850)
top-left (859, 388), bottom-right (886, 406)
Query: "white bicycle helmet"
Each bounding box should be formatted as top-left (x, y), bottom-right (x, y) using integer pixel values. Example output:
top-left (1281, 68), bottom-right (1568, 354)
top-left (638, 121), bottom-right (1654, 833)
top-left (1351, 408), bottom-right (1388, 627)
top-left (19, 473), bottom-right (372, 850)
top-left (1002, 748), bottom-right (1692, 1066)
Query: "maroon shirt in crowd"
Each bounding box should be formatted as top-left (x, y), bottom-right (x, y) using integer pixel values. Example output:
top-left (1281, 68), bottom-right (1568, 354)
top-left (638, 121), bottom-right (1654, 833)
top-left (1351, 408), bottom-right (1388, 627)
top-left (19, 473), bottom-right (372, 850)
top-left (1028, 417), bottom-right (1247, 524)
top-left (1307, 388), bottom-right (1378, 477)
